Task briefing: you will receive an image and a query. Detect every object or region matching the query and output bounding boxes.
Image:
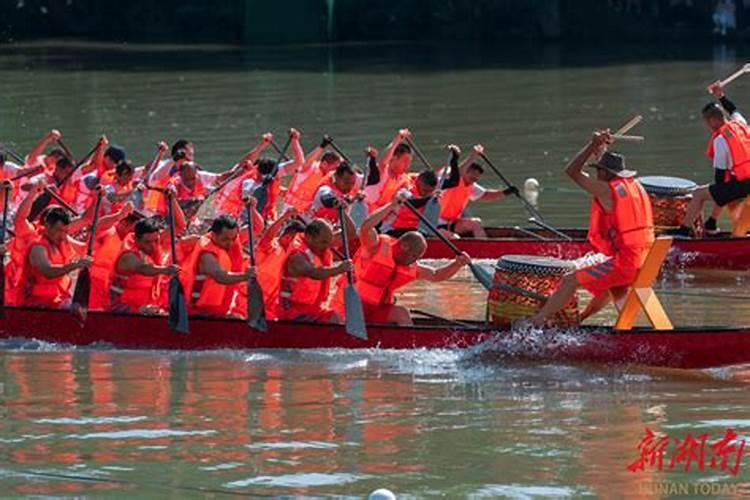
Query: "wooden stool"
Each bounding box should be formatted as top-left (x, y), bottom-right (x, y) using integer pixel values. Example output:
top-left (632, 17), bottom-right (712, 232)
top-left (610, 237), bottom-right (673, 331)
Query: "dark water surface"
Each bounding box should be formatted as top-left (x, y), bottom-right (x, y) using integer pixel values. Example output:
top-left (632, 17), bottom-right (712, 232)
top-left (1, 42), bottom-right (750, 497)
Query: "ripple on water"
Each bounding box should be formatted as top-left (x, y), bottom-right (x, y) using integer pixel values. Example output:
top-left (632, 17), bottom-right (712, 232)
top-left (33, 416), bottom-right (148, 425)
top-left (224, 472), bottom-right (367, 488)
top-left (69, 429), bottom-right (217, 440)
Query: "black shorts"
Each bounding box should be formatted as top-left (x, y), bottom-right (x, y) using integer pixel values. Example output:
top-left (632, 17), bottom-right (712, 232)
top-left (385, 228), bottom-right (414, 237)
top-left (709, 177), bottom-right (750, 207)
top-left (437, 221), bottom-right (458, 233)
top-left (715, 168), bottom-right (728, 185)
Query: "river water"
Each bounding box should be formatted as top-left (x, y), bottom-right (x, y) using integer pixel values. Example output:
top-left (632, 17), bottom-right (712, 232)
top-left (1, 42), bottom-right (750, 497)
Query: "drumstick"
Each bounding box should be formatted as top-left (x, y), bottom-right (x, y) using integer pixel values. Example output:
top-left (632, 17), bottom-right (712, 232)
top-left (719, 63), bottom-right (750, 88)
top-left (612, 134), bottom-right (645, 142)
top-left (614, 115), bottom-right (642, 136)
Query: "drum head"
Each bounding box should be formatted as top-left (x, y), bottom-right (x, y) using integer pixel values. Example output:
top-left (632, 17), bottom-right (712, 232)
top-left (638, 176), bottom-right (697, 197)
top-left (495, 254), bottom-right (575, 276)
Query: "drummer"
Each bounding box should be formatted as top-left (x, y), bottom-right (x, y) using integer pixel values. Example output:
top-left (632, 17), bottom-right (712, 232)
top-left (527, 130), bottom-right (655, 326)
top-left (672, 85), bottom-right (750, 237)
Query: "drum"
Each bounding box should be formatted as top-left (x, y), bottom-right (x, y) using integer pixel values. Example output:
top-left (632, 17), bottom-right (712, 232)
top-left (487, 255), bottom-right (579, 327)
top-left (638, 176), bottom-right (703, 234)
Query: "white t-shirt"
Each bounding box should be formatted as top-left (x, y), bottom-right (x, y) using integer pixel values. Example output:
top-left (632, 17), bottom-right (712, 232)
top-left (713, 112), bottom-right (747, 170)
top-left (1, 161), bottom-right (22, 177)
top-left (308, 173), bottom-right (365, 214)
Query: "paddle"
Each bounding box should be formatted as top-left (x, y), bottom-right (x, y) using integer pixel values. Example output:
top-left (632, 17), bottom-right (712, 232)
top-left (56, 138), bottom-right (74, 163)
top-left (129, 144), bottom-right (167, 210)
top-left (478, 151), bottom-right (546, 222)
top-left (43, 187), bottom-right (80, 216)
top-left (402, 200), bottom-right (493, 290)
top-left (326, 137), bottom-right (353, 164)
top-left (326, 138), bottom-right (371, 227)
top-left (270, 139), bottom-right (291, 162)
top-left (513, 225), bottom-right (549, 241)
top-left (0, 145), bottom-right (25, 165)
top-left (338, 204), bottom-right (367, 340)
top-left (8, 165), bottom-right (43, 182)
top-left (28, 141), bottom-right (99, 221)
top-left (254, 133), bottom-right (292, 214)
top-left (612, 134), bottom-right (644, 142)
top-left (0, 181), bottom-right (11, 318)
top-left (70, 188), bottom-right (103, 325)
top-left (718, 63), bottom-right (750, 88)
top-left (245, 203), bottom-right (268, 332)
top-left (404, 136), bottom-right (434, 170)
top-left (166, 192), bottom-right (189, 334)
top-left (528, 217), bottom-right (572, 241)
top-left (420, 146), bottom-right (457, 233)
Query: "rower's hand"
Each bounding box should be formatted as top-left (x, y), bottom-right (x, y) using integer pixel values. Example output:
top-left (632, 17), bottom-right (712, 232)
top-left (398, 128), bottom-right (411, 141)
top-left (321, 135), bottom-right (333, 148)
top-left (391, 193), bottom-right (406, 209)
top-left (447, 144), bottom-right (461, 156)
top-left (48, 129), bottom-right (62, 142)
top-left (591, 129), bottom-right (613, 148)
top-left (244, 267), bottom-right (257, 280)
top-left (165, 264), bottom-right (180, 276)
top-left (708, 80), bottom-right (725, 98)
top-left (31, 180), bottom-right (47, 195)
top-left (119, 201), bottom-right (135, 218)
top-left (281, 206), bottom-right (298, 219)
top-left (157, 141), bottom-right (169, 154)
top-left (337, 259), bottom-right (353, 274)
top-left (472, 144), bottom-right (484, 156)
top-left (503, 185), bottom-right (519, 197)
top-left (289, 128), bottom-right (301, 141)
top-left (365, 146), bottom-right (378, 158)
top-left (261, 132), bottom-right (273, 145)
top-left (73, 256), bottom-right (93, 270)
top-left (456, 252), bottom-right (471, 267)
top-left (98, 135), bottom-right (109, 148)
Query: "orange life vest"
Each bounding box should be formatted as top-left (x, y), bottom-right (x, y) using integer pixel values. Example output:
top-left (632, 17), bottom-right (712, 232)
top-left (312, 174), bottom-right (360, 223)
top-left (706, 120), bottom-right (750, 181)
top-left (89, 228), bottom-right (124, 311)
top-left (587, 177), bottom-right (654, 261)
top-left (214, 170), bottom-right (254, 218)
top-left (171, 175), bottom-right (207, 201)
top-left (20, 234), bottom-right (78, 307)
top-left (108, 233), bottom-right (165, 312)
top-left (352, 235), bottom-right (418, 306)
top-left (391, 184), bottom-right (433, 230)
top-left (278, 237), bottom-right (333, 311)
top-left (256, 239), bottom-right (288, 310)
top-left (104, 179), bottom-right (134, 214)
top-left (370, 171), bottom-right (412, 211)
top-left (182, 235), bottom-right (245, 316)
top-left (286, 163), bottom-right (327, 212)
top-left (5, 223), bottom-right (41, 306)
top-left (142, 160), bottom-right (176, 214)
top-left (439, 176), bottom-right (474, 222)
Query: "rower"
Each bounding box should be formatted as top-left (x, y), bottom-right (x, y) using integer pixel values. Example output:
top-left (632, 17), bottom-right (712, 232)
top-left (674, 87), bottom-right (750, 237)
top-left (438, 144), bottom-right (518, 238)
top-left (341, 196), bottom-right (470, 326)
top-left (284, 135), bottom-right (342, 212)
top-left (277, 217), bottom-right (352, 323)
top-left (383, 169), bottom-right (453, 238)
top-left (102, 160), bottom-right (135, 214)
top-left (109, 217), bottom-right (179, 314)
top-left (19, 206), bottom-right (91, 308)
top-left (308, 162), bottom-right (363, 224)
top-left (142, 139), bottom-right (193, 214)
top-left (367, 129), bottom-right (414, 211)
top-left (527, 130), bottom-right (655, 326)
top-left (182, 215), bottom-right (253, 317)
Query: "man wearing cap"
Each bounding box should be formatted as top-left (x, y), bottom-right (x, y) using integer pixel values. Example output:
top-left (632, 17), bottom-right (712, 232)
top-left (528, 129), bottom-right (654, 326)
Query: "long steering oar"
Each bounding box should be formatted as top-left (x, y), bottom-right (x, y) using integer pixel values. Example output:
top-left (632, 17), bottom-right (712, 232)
top-left (254, 134), bottom-right (292, 214)
top-left (718, 63), bottom-right (750, 88)
top-left (0, 181), bottom-right (11, 318)
top-left (71, 188), bottom-right (103, 325)
top-left (403, 200), bottom-right (492, 290)
top-left (478, 152), bottom-right (545, 222)
top-left (245, 203), bottom-right (267, 332)
top-left (338, 205), bottom-right (367, 340)
top-left (29, 141), bottom-right (99, 221)
top-left (166, 192), bottom-right (189, 334)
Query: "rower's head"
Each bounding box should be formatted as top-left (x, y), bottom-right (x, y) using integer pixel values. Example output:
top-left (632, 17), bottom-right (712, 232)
top-left (44, 148), bottom-right (66, 172)
top-left (41, 206), bottom-right (71, 244)
top-left (178, 161), bottom-right (198, 185)
top-left (393, 231), bottom-right (427, 265)
top-left (255, 157), bottom-right (276, 176)
top-left (104, 145), bottom-right (126, 172)
top-left (333, 162), bottom-right (357, 194)
top-left (134, 217), bottom-right (162, 256)
top-left (116, 213), bottom-right (141, 239)
top-left (279, 218), bottom-right (305, 249)
top-left (209, 214), bottom-right (240, 251)
top-left (416, 169), bottom-right (438, 196)
top-left (703, 102), bottom-right (727, 132)
top-left (115, 160), bottom-right (134, 185)
top-left (48, 150), bottom-right (73, 180)
top-left (171, 139), bottom-right (195, 163)
top-left (390, 143), bottom-right (412, 175)
top-left (305, 218), bottom-right (334, 255)
top-left (462, 162), bottom-right (485, 185)
top-left (320, 152), bottom-right (341, 173)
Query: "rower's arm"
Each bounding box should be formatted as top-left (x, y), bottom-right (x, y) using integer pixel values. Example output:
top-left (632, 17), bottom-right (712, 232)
top-left (365, 150), bottom-right (380, 186)
top-left (239, 133), bottom-right (273, 166)
top-left (28, 244), bottom-right (79, 278)
top-left (710, 80), bottom-right (747, 124)
top-left (258, 208), bottom-right (295, 250)
top-left (116, 252), bottom-right (173, 276)
top-left (416, 257), bottom-right (466, 282)
top-left (96, 203), bottom-right (134, 233)
top-left (16, 183), bottom-right (45, 227)
top-left (287, 252), bottom-right (348, 280)
top-left (442, 148), bottom-right (461, 189)
top-left (360, 198), bottom-right (399, 252)
top-left (198, 252), bottom-right (249, 284)
top-left (26, 130), bottom-right (59, 168)
top-left (565, 132), bottom-right (612, 208)
top-left (83, 137), bottom-right (109, 175)
top-left (333, 207), bottom-right (357, 249)
top-left (377, 129), bottom-right (409, 174)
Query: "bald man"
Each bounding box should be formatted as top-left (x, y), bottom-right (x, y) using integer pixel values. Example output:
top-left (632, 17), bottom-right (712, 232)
top-left (344, 195), bottom-right (470, 325)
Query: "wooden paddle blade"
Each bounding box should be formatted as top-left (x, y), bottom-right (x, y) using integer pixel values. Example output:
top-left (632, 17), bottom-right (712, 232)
top-left (349, 200), bottom-right (368, 229)
top-left (70, 267), bottom-right (91, 325)
top-left (469, 263), bottom-right (493, 290)
top-left (344, 284), bottom-right (368, 340)
top-left (168, 277), bottom-right (190, 334)
top-left (247, 278), bottom-right (268, 333)
top-left (419, 198), bottom-right (441, 234)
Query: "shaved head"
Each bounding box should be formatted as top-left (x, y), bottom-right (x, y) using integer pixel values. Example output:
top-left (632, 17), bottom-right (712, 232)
top-left (394, 231), bottom-right (427, 265)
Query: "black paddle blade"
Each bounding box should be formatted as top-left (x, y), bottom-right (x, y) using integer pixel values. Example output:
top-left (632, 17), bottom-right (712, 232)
top-left (344, 284), bottom-right (368, 340)
top-left (168, 277), bottom-right (189, 334)
top-left (70, 267), bottom-right (91, 326)
top-left (247, 278), bottom-right (268, 333)
top-left (28, 192), bottom-right (52, 222)
top-left (469, 263), bottom-right (493, 291)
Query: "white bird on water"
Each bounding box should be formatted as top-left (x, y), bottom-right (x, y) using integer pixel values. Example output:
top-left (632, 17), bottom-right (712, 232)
top-left (369, 488), bottom-right (396, 500)
top-left (524, 178), bottom-right (540, 207)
